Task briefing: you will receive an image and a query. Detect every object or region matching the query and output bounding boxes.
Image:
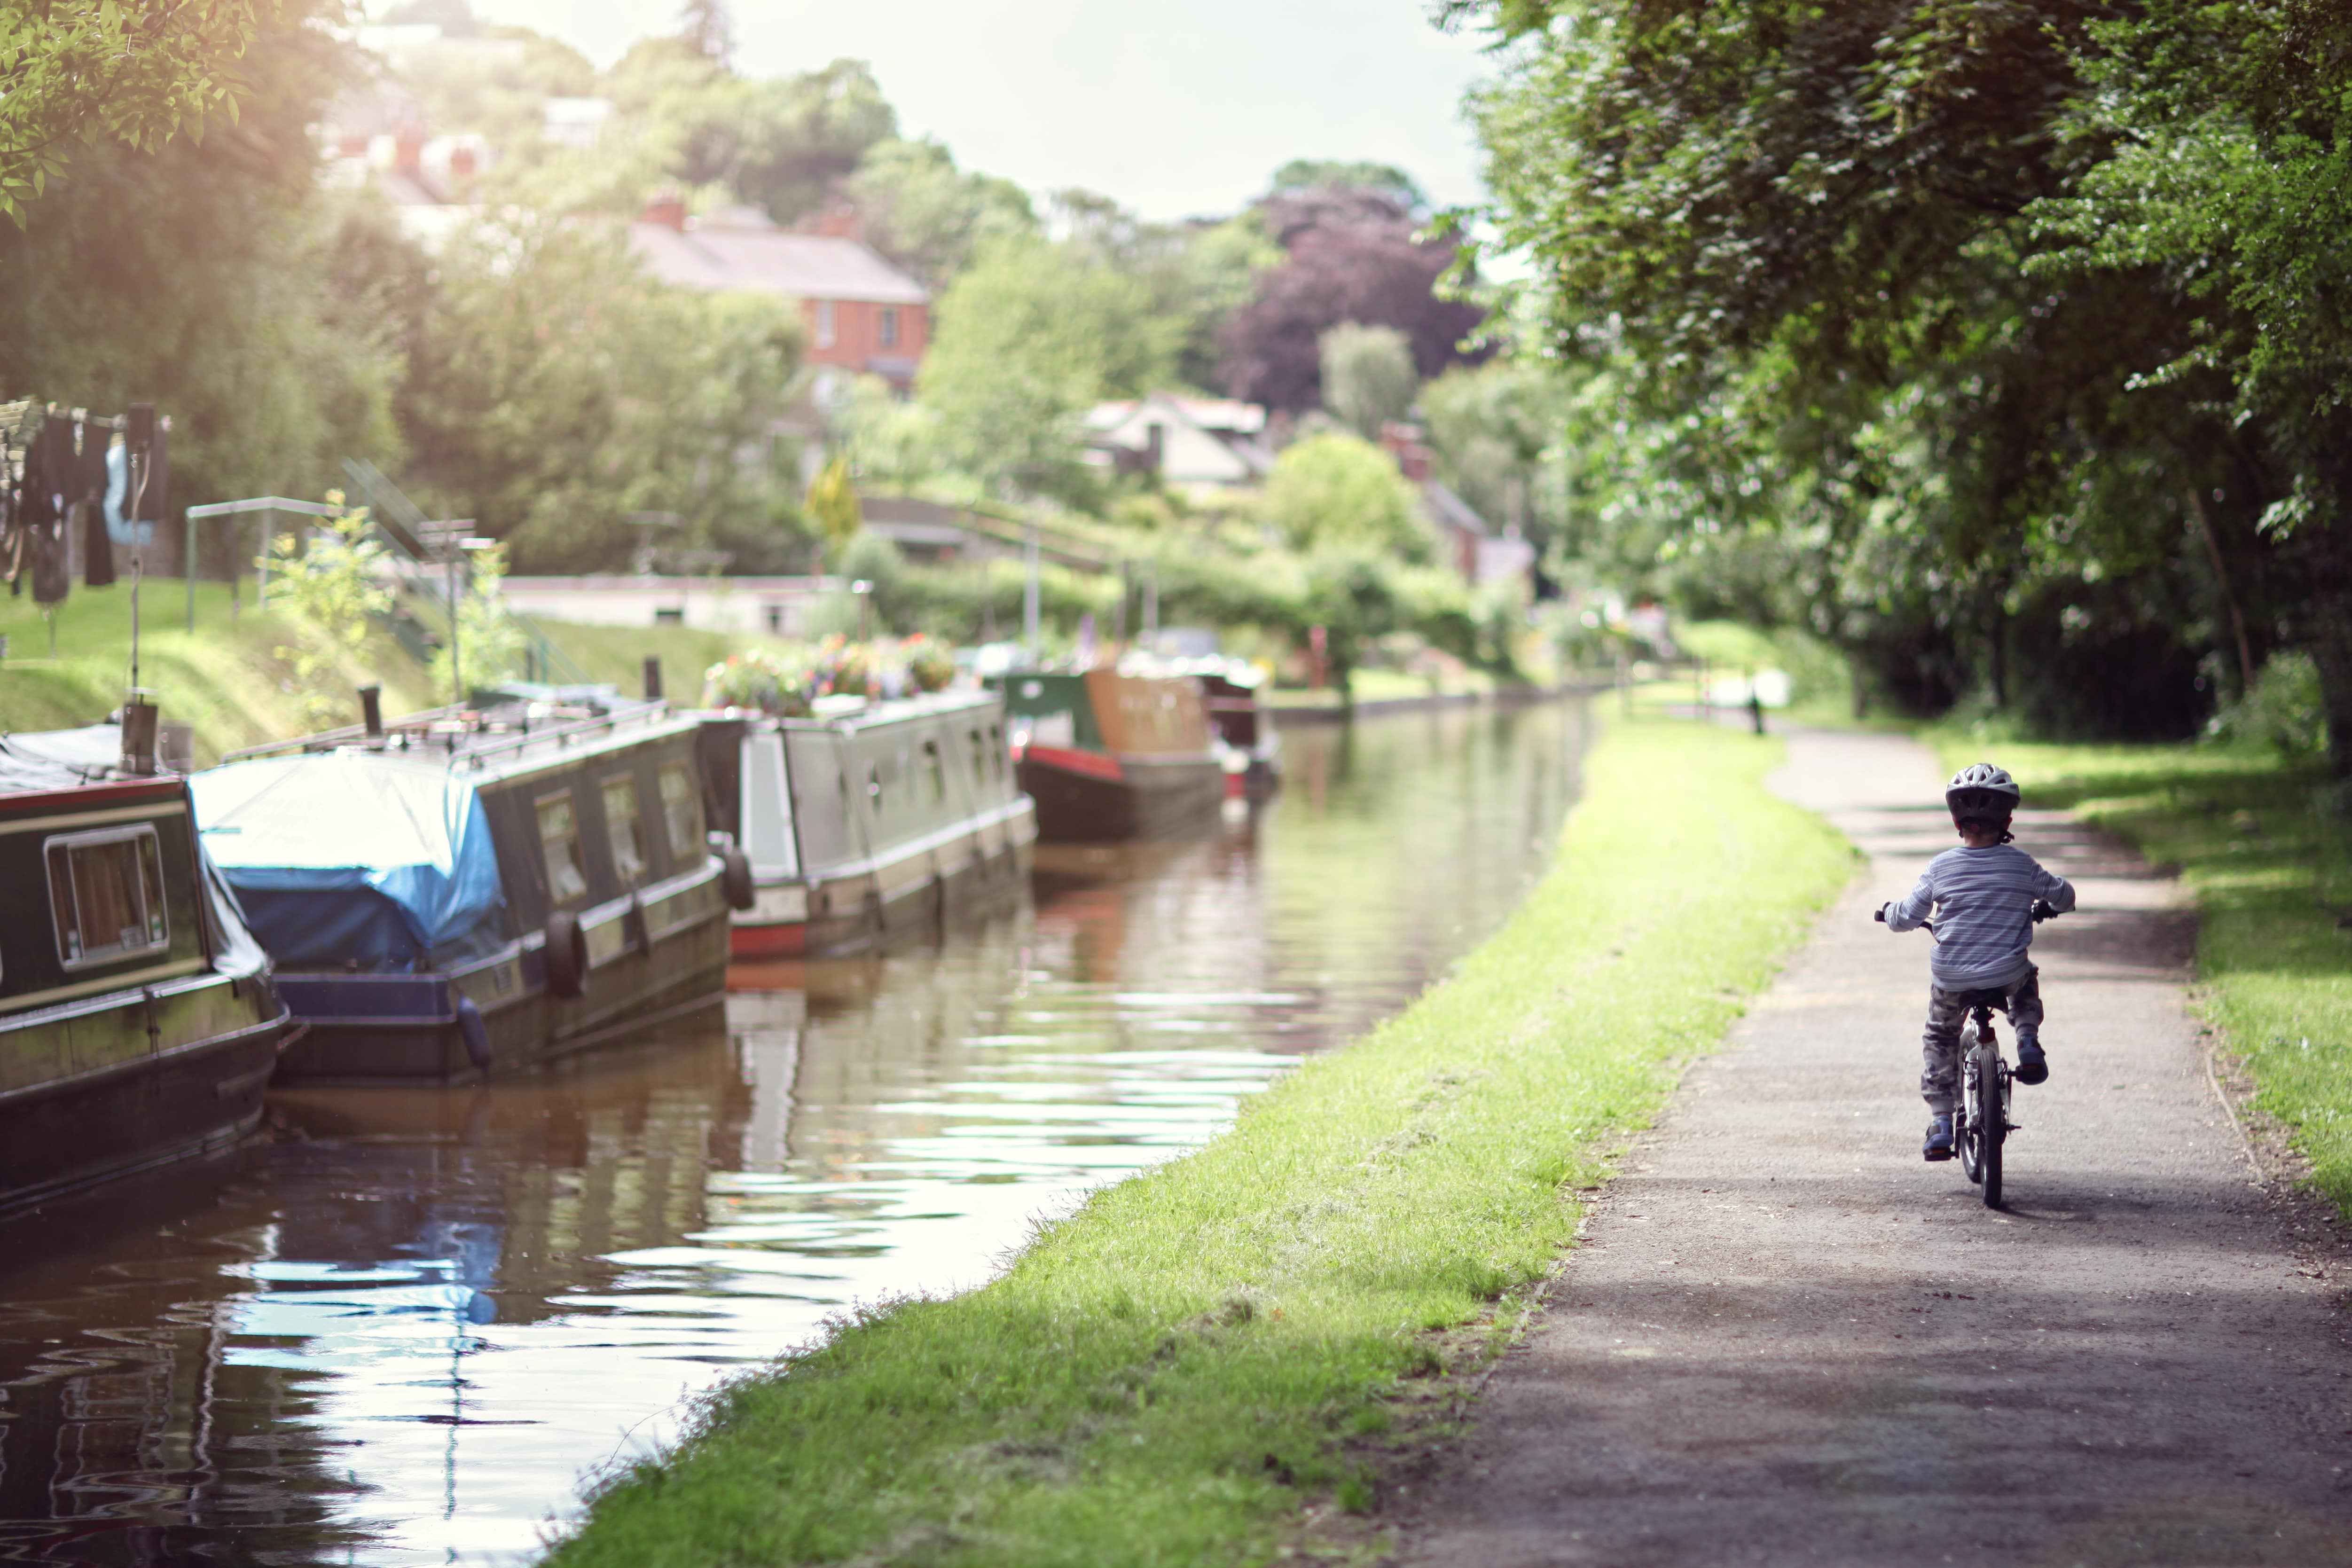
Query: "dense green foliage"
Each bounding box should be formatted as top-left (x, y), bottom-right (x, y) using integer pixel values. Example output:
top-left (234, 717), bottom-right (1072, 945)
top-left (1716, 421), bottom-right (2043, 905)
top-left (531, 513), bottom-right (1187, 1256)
top-left (0, 0), bottom-right (263, 223)
top-left (548, 718), bottom-right (1852, 1568)
top-left (1452, 0), bottom-right (2352, 763)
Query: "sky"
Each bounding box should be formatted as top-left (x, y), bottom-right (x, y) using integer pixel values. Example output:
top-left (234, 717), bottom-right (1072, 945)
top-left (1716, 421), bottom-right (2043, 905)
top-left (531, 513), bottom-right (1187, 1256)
top-left (461, 0), bottom-right (1505, 220)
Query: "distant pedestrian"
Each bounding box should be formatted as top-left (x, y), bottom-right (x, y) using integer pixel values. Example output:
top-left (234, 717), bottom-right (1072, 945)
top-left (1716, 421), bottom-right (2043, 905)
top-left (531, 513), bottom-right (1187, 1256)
top-left (1748, 690), bottom-right (1765, 734)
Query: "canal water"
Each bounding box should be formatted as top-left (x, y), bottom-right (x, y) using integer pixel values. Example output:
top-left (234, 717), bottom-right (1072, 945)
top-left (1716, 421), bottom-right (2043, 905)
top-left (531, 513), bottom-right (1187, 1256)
top-left (0, 700), bottom-right (1587, 1565)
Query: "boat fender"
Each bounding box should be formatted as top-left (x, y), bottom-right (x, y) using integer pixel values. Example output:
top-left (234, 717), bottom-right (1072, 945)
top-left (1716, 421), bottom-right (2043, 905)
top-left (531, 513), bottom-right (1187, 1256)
top-left (720, 847), bottom-right (756, 911)
top-left (544, 911), bottom-right (589, 1000)
top-left (455, 994), bottom-right (492, 1071)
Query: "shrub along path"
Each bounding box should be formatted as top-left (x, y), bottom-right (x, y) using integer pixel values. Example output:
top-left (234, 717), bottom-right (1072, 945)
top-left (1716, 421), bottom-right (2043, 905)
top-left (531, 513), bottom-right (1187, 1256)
top-left (1408, 729), bottom-right (2352, 1567)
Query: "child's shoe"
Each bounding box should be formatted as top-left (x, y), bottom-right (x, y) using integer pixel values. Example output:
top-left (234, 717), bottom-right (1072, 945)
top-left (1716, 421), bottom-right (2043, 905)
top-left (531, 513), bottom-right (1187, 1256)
top-left (2015, 1037), bottom-right (2049, 1085)
top-left (1923, 1115), bottom-right (1954, 1161)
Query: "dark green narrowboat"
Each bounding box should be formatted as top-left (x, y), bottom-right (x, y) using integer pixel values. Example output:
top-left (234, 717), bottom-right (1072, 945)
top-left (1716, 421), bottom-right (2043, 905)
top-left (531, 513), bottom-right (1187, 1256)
top-left (0, 735), bottom-right (287, 1211)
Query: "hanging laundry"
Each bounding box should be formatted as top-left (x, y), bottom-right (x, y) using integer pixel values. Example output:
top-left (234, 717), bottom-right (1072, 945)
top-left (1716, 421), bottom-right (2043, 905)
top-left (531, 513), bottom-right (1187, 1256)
top-left (78, 498), bottom-right (115, 587)
top-left (24, 414), bottom-right (72, 606)
top-left (132, 421), bottom-right (169, 526)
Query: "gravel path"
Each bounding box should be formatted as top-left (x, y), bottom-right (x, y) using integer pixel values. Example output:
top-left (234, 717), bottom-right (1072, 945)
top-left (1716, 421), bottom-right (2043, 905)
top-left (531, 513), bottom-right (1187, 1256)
top-left (1408, 728), bottom-right (2352, 1567)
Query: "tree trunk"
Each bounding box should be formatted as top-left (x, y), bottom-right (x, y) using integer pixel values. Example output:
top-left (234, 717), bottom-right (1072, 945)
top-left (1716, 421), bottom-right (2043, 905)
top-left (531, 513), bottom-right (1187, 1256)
top-left (2304, 519), bottom-right (2352, 780)
top-left (2187, 488), bottom-right (2258, 697)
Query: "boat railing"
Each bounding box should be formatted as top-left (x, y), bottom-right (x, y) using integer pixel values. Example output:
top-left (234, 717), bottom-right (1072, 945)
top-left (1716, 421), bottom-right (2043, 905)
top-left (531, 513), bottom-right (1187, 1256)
top-left (223, 697), bottom-right (677, 768)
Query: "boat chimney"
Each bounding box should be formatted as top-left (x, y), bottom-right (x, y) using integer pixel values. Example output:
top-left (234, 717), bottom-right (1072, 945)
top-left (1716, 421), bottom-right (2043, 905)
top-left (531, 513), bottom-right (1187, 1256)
top-left (642, 657), bottom-right (664, 702)
top-left (359, 684), bottom-right (384, 737)
top-left (120, 698), bottom-right (158, 776)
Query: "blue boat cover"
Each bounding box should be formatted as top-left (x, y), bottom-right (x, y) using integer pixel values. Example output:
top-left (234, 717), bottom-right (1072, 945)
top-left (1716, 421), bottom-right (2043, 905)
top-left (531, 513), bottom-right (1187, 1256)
top-left (190, 753), bottom-right (507, 970)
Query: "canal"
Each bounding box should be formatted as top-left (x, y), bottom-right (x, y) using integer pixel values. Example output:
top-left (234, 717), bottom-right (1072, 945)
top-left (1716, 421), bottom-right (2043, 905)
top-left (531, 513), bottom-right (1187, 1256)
top-left (0, 699), bottom-right (1588, 1565)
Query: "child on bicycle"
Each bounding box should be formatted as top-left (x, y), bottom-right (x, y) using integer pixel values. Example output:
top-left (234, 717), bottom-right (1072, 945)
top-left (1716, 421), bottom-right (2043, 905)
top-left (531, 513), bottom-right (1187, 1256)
top-left (1880, 763), bottom-right (2075, 1161)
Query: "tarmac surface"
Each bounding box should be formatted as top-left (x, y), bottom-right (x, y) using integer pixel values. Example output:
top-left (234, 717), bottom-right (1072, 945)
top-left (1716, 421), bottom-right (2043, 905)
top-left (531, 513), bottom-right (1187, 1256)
top-left (1407, 728), bottom-right (2352, 1567)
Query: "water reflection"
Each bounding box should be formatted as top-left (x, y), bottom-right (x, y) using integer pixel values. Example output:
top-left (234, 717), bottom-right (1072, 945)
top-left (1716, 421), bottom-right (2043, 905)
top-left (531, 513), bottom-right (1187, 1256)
top-left (0, 700), bottom-right (1585, 1564)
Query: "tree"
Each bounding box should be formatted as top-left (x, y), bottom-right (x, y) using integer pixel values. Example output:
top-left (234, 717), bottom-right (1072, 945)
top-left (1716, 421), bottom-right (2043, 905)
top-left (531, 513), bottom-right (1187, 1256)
top-left (1319, 322), bottom-right (1417, 439)
top-left (2031, 0), bottom-right (2352, 772)
top-left (0, 0), bottom-right (403, 519)
top-left (0, 0), bottom-right (266, 225)
top-left (1452, 0), bottom-right (2275, 741)
top-left (1269, 158), bottom-right (1427, 214)
top-left (917, 236), bottom-right (1179, 495)
top-left (1217, 185), bottom-right (1486, 412)
top-left (585, 44), bottom-right (895, 225)
top-left (1262, 432), bottom-right (1431, 561)
top-left (396, 212), bottom-right (806, 572)
top-left (848, 137), bottom-right (1036, 286)
top-left (806, 454), bottom-right (862, 572)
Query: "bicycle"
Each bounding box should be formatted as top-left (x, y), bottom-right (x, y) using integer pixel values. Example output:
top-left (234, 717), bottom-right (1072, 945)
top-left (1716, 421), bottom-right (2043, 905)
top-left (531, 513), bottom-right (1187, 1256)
top-left (1875, 899), bottom-right (2060, 1209)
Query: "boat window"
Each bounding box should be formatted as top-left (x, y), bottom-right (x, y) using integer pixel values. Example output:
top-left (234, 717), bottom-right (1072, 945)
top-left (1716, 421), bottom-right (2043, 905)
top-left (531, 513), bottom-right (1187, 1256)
top-left (923, 739), bottom-right (945, 804)
top-left (988, 723), bottom-right (1005, 779)
top-left (537, 792), bottom-right (590, 905)
top-left (867, 764), bottom-right (883, 815)
top-left (44, 826), bottom-right (169, 969)
top-left (657, 762), bottom-right (701, 858)
top-left (968, 729), bottom-right (985, 792)
top-left (603, 775), bottom-right (648, 885)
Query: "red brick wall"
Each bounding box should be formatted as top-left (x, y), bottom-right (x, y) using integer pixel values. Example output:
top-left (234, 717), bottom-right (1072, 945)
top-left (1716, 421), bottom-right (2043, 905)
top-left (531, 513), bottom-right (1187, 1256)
top-left (800, 298), bottom-right (930, 380)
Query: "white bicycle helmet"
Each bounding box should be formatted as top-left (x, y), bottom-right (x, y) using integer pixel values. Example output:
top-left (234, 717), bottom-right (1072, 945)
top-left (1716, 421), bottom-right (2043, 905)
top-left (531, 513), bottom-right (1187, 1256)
top-left (1945, 762), bottom-right (2021, 813)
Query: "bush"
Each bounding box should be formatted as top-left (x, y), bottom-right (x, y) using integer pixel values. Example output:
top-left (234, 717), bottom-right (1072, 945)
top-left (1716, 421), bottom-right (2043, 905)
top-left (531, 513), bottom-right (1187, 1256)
top-left (2206, 650), bottom-right (2327, 756)
top-left (1262, 432), bottom-right (1432, 560)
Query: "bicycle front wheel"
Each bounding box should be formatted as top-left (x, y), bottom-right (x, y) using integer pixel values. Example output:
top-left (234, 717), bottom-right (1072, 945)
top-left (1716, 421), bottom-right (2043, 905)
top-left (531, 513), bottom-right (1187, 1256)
top-left (1977, 1047), bottom-right (2005, 1208)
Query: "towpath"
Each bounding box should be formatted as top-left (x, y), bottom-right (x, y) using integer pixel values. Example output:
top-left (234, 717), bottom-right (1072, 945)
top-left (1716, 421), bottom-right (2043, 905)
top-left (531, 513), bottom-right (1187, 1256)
top-left (1407, 728), bottom-right (2352, 1566)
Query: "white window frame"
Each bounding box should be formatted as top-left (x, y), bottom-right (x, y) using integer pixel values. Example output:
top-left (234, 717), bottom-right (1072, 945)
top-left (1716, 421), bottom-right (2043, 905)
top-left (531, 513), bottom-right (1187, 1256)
top-left (44, 824), bottom-right (170, 971)
top-left (814, 299), bottom-right (838, 348)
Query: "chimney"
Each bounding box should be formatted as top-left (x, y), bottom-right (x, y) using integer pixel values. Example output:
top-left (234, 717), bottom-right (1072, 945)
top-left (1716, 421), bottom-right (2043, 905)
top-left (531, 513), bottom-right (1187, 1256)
top-left (640, 189), bottom-right (689, 231)
top-left (360, 684), bottom-right (384, 738)
top-left (1380, 421), bottom-right (1432, 483)
top-left (120, 699), bottom-right (158, 776)
top-left (392, 126), bottom-right (426, 178)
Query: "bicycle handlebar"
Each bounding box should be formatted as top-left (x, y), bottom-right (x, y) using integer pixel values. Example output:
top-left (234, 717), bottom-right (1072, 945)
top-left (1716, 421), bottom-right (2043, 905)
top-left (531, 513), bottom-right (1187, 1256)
top-left (1873, 900), bottom-right (2062, 928)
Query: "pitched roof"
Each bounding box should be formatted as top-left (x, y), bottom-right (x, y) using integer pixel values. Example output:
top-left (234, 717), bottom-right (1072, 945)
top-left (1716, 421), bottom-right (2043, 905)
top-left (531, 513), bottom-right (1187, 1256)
top-left (627, 219), bottom-right (929, 306)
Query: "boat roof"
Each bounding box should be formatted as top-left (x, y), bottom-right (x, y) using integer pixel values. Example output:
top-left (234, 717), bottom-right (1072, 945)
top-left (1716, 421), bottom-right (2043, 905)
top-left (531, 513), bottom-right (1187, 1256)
top-left (222, 696), bottom-right (699, 783)
top-left (710, 687), bottom-right (1003, 732)
top-left (0, 728), bottom-right (185, 809)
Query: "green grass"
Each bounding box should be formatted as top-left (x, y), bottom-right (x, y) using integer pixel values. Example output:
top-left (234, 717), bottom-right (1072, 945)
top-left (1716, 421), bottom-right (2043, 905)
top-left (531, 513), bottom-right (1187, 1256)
top-left (547, 717), bottom-right (1856, 1568)
top-left (1929, 736), bottom-right (2352, 1213)
top-left (0, 578), bottom-right (437, 763)
top-left (532, 617), bottom-right (788, 701)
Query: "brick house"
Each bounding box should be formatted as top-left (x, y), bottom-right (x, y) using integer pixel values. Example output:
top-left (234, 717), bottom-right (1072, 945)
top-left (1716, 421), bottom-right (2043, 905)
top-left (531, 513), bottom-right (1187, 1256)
top-left (627, 196), bottom-right (930, 389)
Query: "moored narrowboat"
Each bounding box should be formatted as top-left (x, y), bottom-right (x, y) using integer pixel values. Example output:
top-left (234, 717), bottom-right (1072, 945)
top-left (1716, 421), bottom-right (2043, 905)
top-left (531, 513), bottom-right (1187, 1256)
top-left (1196, 662), bottom-right (1282, 801)
top-left (0, 731), bottom-right (288, 1211)
top-left (988, 668), bottom-right (1227, 842)
top-left (190, 696), bottom-right (744, 1084)
top-left (701, 689), bottom-right (1038, 958)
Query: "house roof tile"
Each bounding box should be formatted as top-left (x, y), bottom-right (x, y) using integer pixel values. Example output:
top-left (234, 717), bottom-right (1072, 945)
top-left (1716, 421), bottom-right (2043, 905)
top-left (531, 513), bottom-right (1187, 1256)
top-left (627, 221), bottom-right (929, 306)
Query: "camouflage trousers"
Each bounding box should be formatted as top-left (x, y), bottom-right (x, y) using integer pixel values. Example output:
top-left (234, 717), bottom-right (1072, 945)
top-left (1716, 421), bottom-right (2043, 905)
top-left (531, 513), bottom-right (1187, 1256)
top-left (1921, 965), bottom-right (2043, 1113)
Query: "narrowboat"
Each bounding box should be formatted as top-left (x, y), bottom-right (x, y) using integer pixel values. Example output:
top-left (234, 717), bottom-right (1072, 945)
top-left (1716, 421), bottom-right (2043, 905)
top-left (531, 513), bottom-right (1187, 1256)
top-left (0, 730), bottom-right (287, 1211)
top-left (988, 668), bottom-right (1227, 841)
top-left (190, 696), bottom-right (747, 1084)
top-left (700, 689), bottom-right (1038, 958)
top-left (1196, 661), bottom-right (1283, 801)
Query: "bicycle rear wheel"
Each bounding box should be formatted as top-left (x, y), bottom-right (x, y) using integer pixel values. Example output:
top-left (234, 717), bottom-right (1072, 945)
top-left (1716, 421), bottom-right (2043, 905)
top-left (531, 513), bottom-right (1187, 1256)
top-left (1958, 1052), bottom-right (1985, 1185)
top-left (1977, 1047), bottom-right (2005, 1208)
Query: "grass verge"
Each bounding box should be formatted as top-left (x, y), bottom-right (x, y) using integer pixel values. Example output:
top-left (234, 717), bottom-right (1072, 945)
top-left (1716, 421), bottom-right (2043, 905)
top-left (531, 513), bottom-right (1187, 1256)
top-left (1930, 736), bottom-right (2352, 1215)
top-left (0, 579), bottom-right (436, 762)
top-left (547, 717), bottom-right (1855, 1567)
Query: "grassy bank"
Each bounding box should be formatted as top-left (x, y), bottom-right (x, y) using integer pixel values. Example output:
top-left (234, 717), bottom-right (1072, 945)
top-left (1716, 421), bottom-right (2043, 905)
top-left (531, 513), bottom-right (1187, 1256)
top-left (549, 718), bottom-right (1854, 1567)
top-left (0, 579), bottom-right (436, 762)
top-left (1931, 737), bottom-right (2352, 1213)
